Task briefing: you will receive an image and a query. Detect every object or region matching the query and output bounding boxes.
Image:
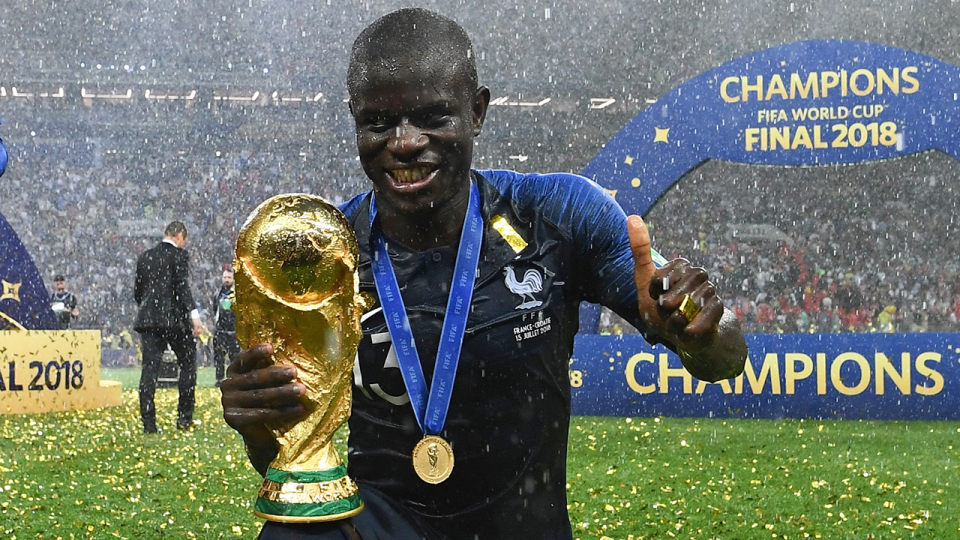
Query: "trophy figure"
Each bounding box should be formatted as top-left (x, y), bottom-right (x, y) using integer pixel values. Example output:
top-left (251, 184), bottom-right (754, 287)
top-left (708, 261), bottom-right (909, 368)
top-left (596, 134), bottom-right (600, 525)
top-left (234, 194), bottom-right (369, 522)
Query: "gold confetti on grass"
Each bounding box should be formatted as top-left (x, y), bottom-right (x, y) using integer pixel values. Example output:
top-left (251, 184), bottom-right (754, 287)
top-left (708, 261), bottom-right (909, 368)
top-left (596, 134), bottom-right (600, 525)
top-left (0, 388), bottom-right (266, 538)
top-left (566, 416), bottom-right (960, 539)
top-left (2, 385), bottom-right (960, 539)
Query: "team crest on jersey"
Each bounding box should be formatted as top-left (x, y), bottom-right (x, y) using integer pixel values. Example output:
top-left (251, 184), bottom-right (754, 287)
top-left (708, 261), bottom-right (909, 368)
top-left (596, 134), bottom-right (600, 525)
top-left (503, 265), bottom-right (544, 310)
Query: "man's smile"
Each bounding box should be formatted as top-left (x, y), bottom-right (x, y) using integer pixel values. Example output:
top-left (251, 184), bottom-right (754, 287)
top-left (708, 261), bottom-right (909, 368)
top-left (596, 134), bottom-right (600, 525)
top-left (387, 165), bottom-right (438, 190)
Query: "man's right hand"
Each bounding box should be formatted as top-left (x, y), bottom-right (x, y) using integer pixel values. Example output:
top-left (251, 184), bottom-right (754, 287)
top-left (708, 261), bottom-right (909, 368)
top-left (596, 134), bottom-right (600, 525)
top-left (219, 343), bottom-right (309, 475)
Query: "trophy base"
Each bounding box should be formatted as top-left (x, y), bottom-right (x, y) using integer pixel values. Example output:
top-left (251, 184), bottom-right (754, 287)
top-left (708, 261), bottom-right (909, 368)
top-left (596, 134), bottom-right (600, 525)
top-left (254, 465), bottom-right (364, 523)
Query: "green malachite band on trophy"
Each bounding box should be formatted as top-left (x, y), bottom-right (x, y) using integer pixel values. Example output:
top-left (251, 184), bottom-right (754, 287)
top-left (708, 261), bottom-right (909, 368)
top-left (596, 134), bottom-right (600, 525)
top-left (255, 494), bottom-right (363, 518)
top-left (265, 465), bottom-right (349, 484)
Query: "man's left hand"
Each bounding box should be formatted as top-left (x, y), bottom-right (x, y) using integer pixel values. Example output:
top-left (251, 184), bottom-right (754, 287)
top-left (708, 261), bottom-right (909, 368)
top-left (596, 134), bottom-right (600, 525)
top-left (192, 319), bottom-right (204, 337)
top-left (628, 215), bottom-right (746, 381)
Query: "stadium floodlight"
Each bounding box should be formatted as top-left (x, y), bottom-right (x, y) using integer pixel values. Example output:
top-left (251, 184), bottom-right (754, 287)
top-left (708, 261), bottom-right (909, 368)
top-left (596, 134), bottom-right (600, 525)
top-left (271, 91), bottom-right (322, 104)
top-left (7, 87), bottom-right (64, 99)
top-left (214, 91), bottom-right (261, 103)
top-left (81, 88), bottom-right (133, 99)
top-left (589, 98), bottom-right (616, 110)
top-left (145, 89), bottom-right (198, 101)
top-left (41, 88), bottom-right (65, 98)
top-left (489, 96), bottom-right (552, 107)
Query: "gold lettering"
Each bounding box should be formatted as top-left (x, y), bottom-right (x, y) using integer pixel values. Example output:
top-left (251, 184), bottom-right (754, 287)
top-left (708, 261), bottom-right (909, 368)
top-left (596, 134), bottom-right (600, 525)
top-left (625, 353), bottom-right (656, 394)
top-left (820, 71), bottom-right (840, 97)
top-left (915, 352), bottom-right (943, 395)
top-left (875, 352), bottom-right (910, 395)
top-left (720, 76), bottom-right (741, 103)
top-left (849, 69), bottom-right (876, 96)
top-left (789, 72), bottom-right (819, 99)
top-left (814, 125), bottom-right (828, 148)
top-left (736, 353), bottom-right (782, 394)
top-left (785, 353), bottom-right (813, 394)
top-left (745, 128), bottom-right (761, 151)
top-left (792, 126), bottom-right (813, 149)
top-left (770, 127), bottom-right (790, 150)
top-left (831, 352), bottom-right (871, 396)
top-left (901, 66), bottom-right (920, 94)
top-left (764, 74), bottom-right (788, 100)
top-left (876, 67), bottom-right (899, 94)
top-left (816, 353), bottom-right (827, 395)
top-left (742, 75), bottom-right (764, 102)
top-left (659, 353), bottom-right (692, 394)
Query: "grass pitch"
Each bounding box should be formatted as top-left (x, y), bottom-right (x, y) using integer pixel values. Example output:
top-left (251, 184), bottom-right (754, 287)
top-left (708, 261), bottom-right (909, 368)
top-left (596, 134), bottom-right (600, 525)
top-left (1, 368), bottom-right (958, 539)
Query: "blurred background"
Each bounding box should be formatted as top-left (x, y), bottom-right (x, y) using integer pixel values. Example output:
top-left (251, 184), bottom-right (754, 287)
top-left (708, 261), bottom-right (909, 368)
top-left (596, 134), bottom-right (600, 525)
top-left (1, 0), bottom-right (959, 356)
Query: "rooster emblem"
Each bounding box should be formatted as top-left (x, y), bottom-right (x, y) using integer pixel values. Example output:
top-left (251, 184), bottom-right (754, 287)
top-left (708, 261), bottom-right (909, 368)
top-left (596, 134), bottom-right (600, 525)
top-left (504, 266), bottom-right (543, 310)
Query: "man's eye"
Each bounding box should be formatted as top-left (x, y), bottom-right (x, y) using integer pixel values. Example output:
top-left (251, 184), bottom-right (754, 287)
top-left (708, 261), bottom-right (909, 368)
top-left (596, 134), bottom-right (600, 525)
top-left (423, 114), bottom-right (451, 127)
top-left (364, 116), bottom-right (391, 130)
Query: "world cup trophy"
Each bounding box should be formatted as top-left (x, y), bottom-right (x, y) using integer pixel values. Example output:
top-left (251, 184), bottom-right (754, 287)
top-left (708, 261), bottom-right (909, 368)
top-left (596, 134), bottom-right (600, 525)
top-left (234, 194), bottom-right (369, 522)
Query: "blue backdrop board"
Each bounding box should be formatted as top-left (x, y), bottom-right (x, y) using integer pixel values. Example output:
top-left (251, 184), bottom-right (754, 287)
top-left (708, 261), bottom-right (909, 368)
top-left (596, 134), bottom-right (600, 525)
top-left (571, 40), bottom-right (960, 419)
top-left (570, 333), bottom-right (960, 420)
top-left (583, 39), bottom-right (960, 217)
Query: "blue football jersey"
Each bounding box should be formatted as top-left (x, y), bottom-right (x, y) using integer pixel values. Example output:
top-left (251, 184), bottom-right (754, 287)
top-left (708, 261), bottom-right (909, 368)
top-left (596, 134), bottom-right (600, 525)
top-left (340, 169), bottom-right (657, 539)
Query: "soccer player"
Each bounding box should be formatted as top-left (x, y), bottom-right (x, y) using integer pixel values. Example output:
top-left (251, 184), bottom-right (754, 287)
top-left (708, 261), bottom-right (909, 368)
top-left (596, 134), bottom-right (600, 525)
top-left (220, 8), bottom-right (747, 539)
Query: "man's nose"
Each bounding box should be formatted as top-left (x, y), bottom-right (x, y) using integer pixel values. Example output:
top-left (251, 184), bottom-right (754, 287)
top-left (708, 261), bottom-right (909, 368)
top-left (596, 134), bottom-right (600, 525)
top-left (387, 123), bottom-right (428, 156)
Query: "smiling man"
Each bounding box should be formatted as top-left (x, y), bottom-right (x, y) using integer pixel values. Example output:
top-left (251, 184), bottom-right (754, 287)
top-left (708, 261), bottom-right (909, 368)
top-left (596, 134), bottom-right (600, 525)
top-left (221, 8), bottom-right (747, 540)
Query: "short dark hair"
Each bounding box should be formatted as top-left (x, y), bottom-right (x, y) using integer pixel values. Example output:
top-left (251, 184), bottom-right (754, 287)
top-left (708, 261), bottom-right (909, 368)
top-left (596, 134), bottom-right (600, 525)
top-left (54, 274), bottom-right (65, 282)
top-left (164, 221), bottom-right (188, 239)
top-left (347, 8), bottom-right (479, 101)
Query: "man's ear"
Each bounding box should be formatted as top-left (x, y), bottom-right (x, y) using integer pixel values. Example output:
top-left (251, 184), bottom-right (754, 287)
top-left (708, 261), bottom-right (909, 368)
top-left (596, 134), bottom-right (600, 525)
top-left (472, 86), bottom-right (491, 136)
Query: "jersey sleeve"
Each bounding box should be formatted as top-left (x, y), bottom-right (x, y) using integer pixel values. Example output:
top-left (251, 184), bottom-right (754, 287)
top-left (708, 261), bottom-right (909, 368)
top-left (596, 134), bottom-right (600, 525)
top-left (495, 170), bottom-right (663, 344)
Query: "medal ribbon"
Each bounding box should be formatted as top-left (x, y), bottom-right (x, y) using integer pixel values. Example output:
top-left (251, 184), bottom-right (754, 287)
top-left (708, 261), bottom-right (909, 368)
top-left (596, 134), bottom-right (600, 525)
top-left (368, 182), bottom-right (483, 435)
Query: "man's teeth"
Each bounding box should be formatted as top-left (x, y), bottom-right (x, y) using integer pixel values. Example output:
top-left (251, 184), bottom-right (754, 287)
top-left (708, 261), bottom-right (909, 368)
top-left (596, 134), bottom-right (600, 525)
top-left (393, 166), bottom-right (432, 183)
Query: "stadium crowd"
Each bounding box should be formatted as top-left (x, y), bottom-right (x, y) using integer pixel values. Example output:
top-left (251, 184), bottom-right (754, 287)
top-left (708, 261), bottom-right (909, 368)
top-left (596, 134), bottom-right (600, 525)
top-left (1, 141), bottom-right (368, 347)
top-left (634, 156), bottom-right (960, 334)
top-left (2, 1), bottom-right (959, 347)
top-left (3, 130), bottom-right (958, 348)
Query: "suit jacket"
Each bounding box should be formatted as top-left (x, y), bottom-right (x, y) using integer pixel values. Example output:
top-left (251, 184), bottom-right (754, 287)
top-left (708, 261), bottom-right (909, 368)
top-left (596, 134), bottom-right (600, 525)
top-left (134, 241), bottom-right (196, 332)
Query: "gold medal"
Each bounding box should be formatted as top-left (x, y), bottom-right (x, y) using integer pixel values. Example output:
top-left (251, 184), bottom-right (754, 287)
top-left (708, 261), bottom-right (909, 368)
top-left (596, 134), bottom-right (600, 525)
top-left (412, 435), bottom-right (455, 484)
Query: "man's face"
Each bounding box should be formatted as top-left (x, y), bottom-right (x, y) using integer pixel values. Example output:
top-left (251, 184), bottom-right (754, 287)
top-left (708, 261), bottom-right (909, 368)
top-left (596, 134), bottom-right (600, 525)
top-left (54, 280), bottom-right (65, 292)
top-left (350, 60), bottom-right (488, 217)
top-left (222, 270), bottom-right (234, 287)
top-left (174, 232), bottom-right (188, 249)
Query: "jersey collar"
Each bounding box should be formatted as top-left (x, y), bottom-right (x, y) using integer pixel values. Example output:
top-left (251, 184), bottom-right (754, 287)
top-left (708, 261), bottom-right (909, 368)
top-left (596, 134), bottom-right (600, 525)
top-left (355, 170), bottom-right (528, 288)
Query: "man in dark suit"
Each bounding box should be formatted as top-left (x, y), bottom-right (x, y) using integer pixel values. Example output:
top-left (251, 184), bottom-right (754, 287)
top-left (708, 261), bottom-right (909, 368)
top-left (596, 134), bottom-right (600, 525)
top-left (134, 221), bottom-right (204, 433)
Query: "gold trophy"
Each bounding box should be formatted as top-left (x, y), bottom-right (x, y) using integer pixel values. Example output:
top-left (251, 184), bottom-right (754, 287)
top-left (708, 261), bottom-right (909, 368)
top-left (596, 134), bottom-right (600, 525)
top-left (234, 194), bottom-right (369, 522)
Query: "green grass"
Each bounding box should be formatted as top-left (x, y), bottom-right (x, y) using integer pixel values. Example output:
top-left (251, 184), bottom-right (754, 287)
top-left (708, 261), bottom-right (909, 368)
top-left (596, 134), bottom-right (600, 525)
top-left (566, 417), bottom-right (960, 539)
top-left (101, 367), bottom-right (220, 390)
top-left (1, 369), bottom-right (958, 539)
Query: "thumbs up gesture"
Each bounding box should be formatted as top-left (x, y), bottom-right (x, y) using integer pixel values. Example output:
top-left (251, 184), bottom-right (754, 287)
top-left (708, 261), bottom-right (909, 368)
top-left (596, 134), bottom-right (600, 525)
top-left (627, 215), bottom-right (743, 381)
